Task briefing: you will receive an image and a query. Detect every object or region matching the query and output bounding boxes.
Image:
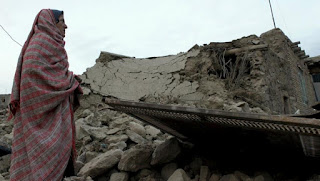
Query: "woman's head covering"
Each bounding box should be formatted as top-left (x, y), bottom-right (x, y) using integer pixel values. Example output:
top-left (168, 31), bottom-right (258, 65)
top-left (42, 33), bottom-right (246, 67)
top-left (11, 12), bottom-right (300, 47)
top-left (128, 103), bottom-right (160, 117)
top-left (51, 9), bottom-right (63, 23)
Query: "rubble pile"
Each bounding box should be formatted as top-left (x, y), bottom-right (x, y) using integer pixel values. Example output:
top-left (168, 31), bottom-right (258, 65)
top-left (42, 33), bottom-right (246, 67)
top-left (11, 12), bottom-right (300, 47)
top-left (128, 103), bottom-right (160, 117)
top-left (0, 105), bottom-right (279, 181)
top-left (0, 108), bottom-right (12, 180)
top-left (1, 100), bottom-right (319, 181)
top-left (81, 29), bottom-right (315, 115)
top-left (0, 28), bottom-right (319, 180)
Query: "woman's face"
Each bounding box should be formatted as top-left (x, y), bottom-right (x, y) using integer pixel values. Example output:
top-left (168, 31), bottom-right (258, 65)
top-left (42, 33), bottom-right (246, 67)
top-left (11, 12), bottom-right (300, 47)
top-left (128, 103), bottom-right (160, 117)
top-left (56, 14), bottom-right (67, 37)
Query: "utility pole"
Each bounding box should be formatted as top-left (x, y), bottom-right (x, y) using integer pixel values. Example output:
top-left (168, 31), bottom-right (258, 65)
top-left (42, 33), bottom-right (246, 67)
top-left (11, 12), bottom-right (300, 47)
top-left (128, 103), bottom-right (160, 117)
top-left (268, 0), bottom-right (276, 28)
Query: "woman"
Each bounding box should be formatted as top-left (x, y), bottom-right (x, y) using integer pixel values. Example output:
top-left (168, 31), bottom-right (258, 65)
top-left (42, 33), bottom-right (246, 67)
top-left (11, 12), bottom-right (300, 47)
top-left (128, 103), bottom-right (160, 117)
top-left (8, 9), bottom-right (82, 180)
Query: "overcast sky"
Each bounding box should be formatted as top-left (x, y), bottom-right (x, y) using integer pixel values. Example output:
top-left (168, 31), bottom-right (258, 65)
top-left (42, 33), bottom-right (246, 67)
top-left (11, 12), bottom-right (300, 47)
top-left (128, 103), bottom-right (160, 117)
top-left (1, 0), bottom-right (319, 94)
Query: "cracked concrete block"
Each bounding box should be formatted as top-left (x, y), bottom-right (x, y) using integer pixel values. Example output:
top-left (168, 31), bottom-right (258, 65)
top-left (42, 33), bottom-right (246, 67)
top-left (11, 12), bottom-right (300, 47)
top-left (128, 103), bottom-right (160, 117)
top-left (128, 122), bottom-right (146, 138)
top-left (82, 52), bottom-right (190, 101)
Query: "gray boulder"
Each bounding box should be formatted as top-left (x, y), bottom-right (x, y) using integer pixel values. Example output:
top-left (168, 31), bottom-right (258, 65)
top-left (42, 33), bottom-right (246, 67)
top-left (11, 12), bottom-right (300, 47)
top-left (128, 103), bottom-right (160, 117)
top-left (0, 154), bottom-right (11, 173)
top-left (167, 169), bottom-right (191, 181)
top-left (219, 174), bottom-right (240, 181)
top-left (78, 149), bottom-right (123, 178)
top-left (118, 144), bottom-right (153, 172)
top-left (151, 137), bottom-right (181, 165)
top-left (109, 172), bottom-right (129, 181)
top-left (126, 130), bottom-right (147, 144)
top-left (129, 121), bottom-right (146, 137)
top-left (161, 163), bottom-right (178, 180)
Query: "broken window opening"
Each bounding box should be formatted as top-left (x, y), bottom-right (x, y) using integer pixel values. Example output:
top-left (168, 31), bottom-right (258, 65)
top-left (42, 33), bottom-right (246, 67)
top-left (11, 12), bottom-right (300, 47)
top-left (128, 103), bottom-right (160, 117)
top-left (312, 74), bottom-right (320, 83)
top-left (283, 96), bottom-right (290, 114)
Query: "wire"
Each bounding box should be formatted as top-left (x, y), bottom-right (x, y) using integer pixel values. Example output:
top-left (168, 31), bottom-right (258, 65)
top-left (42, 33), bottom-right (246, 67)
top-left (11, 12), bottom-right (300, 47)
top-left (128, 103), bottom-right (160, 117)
top-left (268, 0), bottom-right (277, 29)
top-left (0, 24), bottom-right (22, 47)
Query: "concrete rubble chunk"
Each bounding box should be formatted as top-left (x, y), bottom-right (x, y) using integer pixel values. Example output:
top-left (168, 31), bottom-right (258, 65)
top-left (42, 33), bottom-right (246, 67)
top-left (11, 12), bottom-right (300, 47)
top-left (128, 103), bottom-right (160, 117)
top-left (199, 166), bottom-right (210, 181)
top-left (189, 157), bottom-right (203, 176)
top-left (2, 133), bottom-right (12, 146)
top-left (209, 173), bottom-right (220, 181)
top-left (151, 137), bottom-right (181, 165)
top-left (107, 128), bottom-right (121, 135)
top-left (129, 121), bottom-right (146, 138)
top-left (0, 154), bottom-right (11, 173)
top-left (77, 152), bottom-right (86, 163)
top-left (161, 162), bottom-right (178, 181)
top-left (85, 152), bottom-right (98, 163)
top-left (1, 172), bottom-right (9, 180)
top-left (193, 175), bottom-right (200, 181)
top-left (80, 125), bottom-right (108, 141)
top-left (81, 109), bottom-right (93, 118)
top-left (84, 113), bottom-right (101, 127)
top-left (74, 161), bottom-right (84, 174)
top-left (78, 149), bottom-right (123, 178)
top-left (108, 141), bottom-right (127, 150)
top-left (126, 129), bottom-right (147, 144)
top-left (135, 169), bottom-right (154, 180)
top-left (134, 168), bottom-right (163, 181)
top-left (63, 176), bottom-right (94, 181)
top-left (118, 144), bottom-right (153, 172)
top-left (234, 171), bottom-right (251, 181)
top-left (105, 134), bottom-right (128, 144)
top-left (81, 87), bottom-right (91, 95)
top-left (167, 168), bottom-right (191, 181)
top-left (109, 172), bottom-right (129, 181)
top-left (219, 174), bottom-right (240, 181)
top-left (76, 118), bottom-right (88, 140)
top-left (253, 172), bottom-right (273, 181)
top-left (145, 125), bottom-right (161, 139)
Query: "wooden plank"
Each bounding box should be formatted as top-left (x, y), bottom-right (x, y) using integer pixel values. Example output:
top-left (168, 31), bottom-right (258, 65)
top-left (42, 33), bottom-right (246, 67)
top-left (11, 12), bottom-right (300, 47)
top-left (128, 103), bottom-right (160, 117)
top-left (225, 44), bottom-right (268, 55)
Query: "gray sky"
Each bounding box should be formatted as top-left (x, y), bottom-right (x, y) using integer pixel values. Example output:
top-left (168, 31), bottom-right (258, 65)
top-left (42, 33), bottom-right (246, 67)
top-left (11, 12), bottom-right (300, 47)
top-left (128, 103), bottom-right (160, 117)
top-left (1, 0), bottom-right (320, 94)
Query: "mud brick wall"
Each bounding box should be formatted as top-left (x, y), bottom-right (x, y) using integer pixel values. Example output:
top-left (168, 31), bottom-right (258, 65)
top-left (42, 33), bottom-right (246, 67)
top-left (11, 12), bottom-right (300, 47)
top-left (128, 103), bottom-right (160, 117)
top-left (260, 29), bottom-right (316, 114)
top-left (82, 28), bottom-right (317, 115)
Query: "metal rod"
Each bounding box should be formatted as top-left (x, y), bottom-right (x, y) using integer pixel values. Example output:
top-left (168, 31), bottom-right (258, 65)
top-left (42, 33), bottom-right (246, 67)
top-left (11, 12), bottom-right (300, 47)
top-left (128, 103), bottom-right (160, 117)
top-left (268, 0), bottom-right (277, 28)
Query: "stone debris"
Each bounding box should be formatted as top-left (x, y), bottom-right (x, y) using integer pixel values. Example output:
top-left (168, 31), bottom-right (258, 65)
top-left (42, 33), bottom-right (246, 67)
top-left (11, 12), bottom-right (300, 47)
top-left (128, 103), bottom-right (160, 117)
top-left (151, 137), bottom-right (181, 165)
top-left (0, 28), bottom-right (319, 181)
top-left (118, 144), bottom-right (153, 172)
top-left (167, 168), bottom-right (191, 181)
top-left (78, 149), bottom-right (123, 178)
top-left (109, 172), bottom-right (129, 181)
top-left (161, 163), bottom-right (178, 180)
top-left (199, 166), bottom-right (210, 181)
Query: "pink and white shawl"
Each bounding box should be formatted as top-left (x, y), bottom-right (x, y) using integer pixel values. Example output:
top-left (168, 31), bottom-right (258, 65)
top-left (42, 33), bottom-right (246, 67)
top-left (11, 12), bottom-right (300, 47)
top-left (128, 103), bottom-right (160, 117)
top-left (9, 9), bottom-right (82, 181)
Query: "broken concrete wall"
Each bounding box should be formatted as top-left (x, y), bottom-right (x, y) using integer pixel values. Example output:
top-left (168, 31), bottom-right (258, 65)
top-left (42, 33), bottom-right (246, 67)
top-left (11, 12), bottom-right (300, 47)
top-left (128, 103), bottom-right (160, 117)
top-left (81, 28), bottom-right (316, 115)
top-left (260, 29), bottom-right (317, 114)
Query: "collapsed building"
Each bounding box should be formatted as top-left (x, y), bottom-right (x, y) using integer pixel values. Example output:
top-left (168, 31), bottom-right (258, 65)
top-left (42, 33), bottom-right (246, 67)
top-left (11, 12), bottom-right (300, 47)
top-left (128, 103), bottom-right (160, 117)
top-left (81, 28), bottom-right (317, 115)
top-left (1, 28), bottom-right (320, 180)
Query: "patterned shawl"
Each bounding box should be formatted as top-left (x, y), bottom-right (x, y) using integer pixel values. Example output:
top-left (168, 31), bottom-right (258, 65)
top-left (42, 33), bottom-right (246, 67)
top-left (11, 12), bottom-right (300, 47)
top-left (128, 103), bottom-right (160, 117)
top-left (9, 9), bottom-right (82, 181)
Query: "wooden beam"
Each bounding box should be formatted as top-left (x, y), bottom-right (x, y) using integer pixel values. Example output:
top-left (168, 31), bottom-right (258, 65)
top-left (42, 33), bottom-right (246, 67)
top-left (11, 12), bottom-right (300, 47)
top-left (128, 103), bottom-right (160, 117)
top-left (225, 44), bottom-right (268, 55)
top-left (292, 47), bottom-right (301, 52)
top-left (300, 55), bottom-right (309, 59)
top-left (292, 41), bottom-right (301, 45)
top-left (297, 51), bottom-right (306, 57)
